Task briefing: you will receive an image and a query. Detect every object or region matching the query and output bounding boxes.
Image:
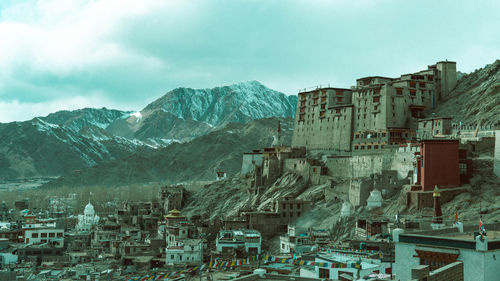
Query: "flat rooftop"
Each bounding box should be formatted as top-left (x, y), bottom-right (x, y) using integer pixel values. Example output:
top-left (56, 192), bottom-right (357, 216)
top-left (438, 230), bottom-right (500, 241)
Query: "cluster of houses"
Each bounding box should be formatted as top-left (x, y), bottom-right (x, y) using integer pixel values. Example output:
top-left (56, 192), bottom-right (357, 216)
top-left (1, 58), bottom-right (499, 280)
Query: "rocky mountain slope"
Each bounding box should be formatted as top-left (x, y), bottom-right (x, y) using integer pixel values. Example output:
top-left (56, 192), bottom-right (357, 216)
top-left (0, 118), bottom-right (154, 180)
top-left (432, 60), bottom-right (500, 126)
top-left (1, 81), bottom-right (297, 180)
top-left (107, 81), bottom-right (297, 142)
top-left (43, 117), bottom-right (293, 188)
top-left (40, 107), bottom-right (132, 133)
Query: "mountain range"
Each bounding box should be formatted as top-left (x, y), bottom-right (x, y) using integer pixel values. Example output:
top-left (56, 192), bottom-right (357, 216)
top-left (43, 117), bottom-right (293, 188)
top-left (0, 81), bottom-right (296, 180)
top-left (106, 80), bottom-right (297, 143)
top-left (1, 59), bottom-right (498, 186)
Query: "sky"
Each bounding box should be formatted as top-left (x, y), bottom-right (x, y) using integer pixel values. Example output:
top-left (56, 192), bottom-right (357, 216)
top-left (0, 0), bottom-right (499, 122)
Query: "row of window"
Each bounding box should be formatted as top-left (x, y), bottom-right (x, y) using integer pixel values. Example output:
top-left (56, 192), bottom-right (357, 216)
top-left (21, 250), bottom-right (62, 255)
top-left (30, 232), bottom-right (63, 238)
top-left (354, 145), bottom-right (385, 150)
top-left (168, 254), bottom-right (198, 261)
top-left (281, 212), bottom-right (301, 218)
top-left (281, 203), bottom-right (302, 210)
top-left (355, 132), bottom-right (387, 139)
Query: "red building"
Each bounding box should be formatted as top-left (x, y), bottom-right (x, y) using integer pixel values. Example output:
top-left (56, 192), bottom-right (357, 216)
top-left (413, 140), bottom-right (462, 191)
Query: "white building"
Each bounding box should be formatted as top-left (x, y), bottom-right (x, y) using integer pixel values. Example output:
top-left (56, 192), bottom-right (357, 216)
top-left (166, 225), bottom-right (192, 247)
top-left (76, 202), bottom-right (100, 232)
top-left (280, 225), bottom-right (314, 254)
top-left (313, 252), bottom-right (391, 280)
top-left (24, 228), bottom-right (64, 247)
top-left (393, 225), bottom-right (500, 281)
top-left (165, 239), bottom-right (203, 265)
top-left (216, 229), bottom-right (262, 255)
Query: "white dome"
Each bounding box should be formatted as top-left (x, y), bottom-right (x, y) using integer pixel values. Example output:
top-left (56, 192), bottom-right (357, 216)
top-left (84, 203), bottom-right (95, 215)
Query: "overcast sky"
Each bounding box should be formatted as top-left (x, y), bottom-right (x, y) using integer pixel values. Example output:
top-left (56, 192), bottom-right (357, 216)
top-left (0, 0), bottom-right (499, 122)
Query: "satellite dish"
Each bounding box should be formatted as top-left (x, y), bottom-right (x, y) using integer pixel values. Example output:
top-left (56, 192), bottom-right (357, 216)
top-left (367, 134), bottom-right (372, 139)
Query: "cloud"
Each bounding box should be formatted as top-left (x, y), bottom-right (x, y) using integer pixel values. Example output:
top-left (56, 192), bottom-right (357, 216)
top-left (0, 0), bottom-right (499, 122)
top-left (0, 95), bottom-right (109, 123)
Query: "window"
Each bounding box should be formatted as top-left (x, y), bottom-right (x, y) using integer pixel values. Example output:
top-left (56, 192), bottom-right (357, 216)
top-left (459, 163), bottom-right (467, 174)
top-left (289, 212), bottom-right (293, 217)
top-left (49, 233), bottom-right (55, 238)
top-left (41, 233), bottom-right (47, 238)
top-left (57, 233), bottom-right (63, 238)
top-left (319, 268), bottom-right (330, 279)
top-left (32, 233), bottom-right (39, 238)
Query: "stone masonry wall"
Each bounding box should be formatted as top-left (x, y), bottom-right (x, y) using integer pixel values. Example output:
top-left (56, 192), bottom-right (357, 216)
top-left (325, 147), bottom-right (416, 180)
top-left (429, 261), bottom-right (464, 281)
top-left (411, 262), bottom-right (464, 281)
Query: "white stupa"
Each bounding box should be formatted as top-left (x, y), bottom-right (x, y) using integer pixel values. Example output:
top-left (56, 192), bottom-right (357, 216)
top-left (76, 197), bottom-right (100, 232)
top-left (366, 189), bottom-right (383, 210)
top-left (341, 202), bottom-right (351, 217)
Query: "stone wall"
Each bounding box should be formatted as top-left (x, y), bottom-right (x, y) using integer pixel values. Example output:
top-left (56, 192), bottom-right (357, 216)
top-left (406, 187), bottom-right (469, 209)
top-left (429, 262), bottom-right (464, 281)
top-left (411, 262), bottom-right (464, 281)
top-left (284, 158), bottom-right (312, 182)
top-left (325, 147), bottom-right (416, 180)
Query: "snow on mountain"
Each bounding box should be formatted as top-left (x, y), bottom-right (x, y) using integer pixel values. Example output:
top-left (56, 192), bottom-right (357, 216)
top-left (0, 117), bottom-right (154, 179)
top-left (0, 80), bottom-right (297, 180)
top-left (41, 107), bottom-right (131, 133)
top-left (144, 80), bottom-right (297, 126)
top-left (106, 81), bottom-right (297, 142)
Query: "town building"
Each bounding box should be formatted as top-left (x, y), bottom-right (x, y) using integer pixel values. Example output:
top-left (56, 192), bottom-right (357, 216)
top-left (24, 228), bottom-right (64, 247)
top-left (76, 201), bottom-right (100, 232)
top-left (279, 225), bottom-right (314, 254)
top-left (291, 61), bottom-right (457, 154)
top-left (393, 222), bottom-right (500, 281)
top-left (407, 139), bottom-right (472, 209)
top-left (312, 251), bottom-right (391, 280)
top-left (216, 229), bottom-right (262, 255)
top-left (158, 185), bottom-right (186, 214)
top-left (417, 117), bottom-right (453, 139)
top-left (165, 238), bottom-right (203, 265)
